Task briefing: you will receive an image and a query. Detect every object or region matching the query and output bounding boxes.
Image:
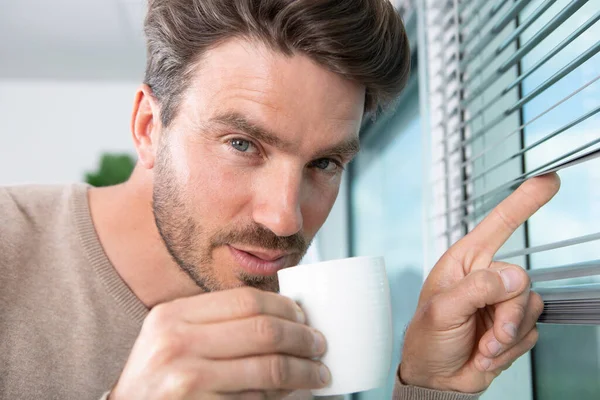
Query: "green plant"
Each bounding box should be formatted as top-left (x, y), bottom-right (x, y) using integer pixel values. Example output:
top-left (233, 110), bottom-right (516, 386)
top-left (85, 153), bottom-right (136, 187)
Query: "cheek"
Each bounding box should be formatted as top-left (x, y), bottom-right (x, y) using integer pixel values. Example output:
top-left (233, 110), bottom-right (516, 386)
top-left (301, 178), bottom-right (341, 237)
top-left (171, 140), bottom-right (252, 221)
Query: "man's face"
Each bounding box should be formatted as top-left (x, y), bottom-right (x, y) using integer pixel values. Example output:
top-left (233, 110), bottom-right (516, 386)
top-left (152, 39), bottom-right (365, 293)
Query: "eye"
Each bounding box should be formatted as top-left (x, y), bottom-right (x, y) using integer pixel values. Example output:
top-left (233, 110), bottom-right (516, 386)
top-left (230, 139), bottom-right (254, 153)
top-left (310, 158), bottom-right (340, 172)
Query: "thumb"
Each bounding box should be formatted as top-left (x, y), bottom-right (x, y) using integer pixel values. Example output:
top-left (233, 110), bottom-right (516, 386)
top-left (428, 265), bottom-right (529, 328)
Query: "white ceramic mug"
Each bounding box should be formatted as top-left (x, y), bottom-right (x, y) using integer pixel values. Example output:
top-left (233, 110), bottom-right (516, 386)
top-left (277, 256), bottom-right (393, 396)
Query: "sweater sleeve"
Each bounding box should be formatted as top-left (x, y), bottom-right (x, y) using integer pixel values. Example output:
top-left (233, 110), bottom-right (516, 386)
top-left (393, 370), bottom-right (483, 400)
top-left (98, 376), bottom-right (482, 400)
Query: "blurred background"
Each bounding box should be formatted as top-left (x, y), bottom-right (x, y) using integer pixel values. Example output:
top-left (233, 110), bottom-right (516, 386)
top-left (0, 0), bottom-right (144, 185)
top-left (1, 0), bottom-right (599, 399)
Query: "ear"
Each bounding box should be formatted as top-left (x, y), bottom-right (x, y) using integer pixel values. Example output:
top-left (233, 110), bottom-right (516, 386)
top-left (131, 84), bottom-right (162, 169)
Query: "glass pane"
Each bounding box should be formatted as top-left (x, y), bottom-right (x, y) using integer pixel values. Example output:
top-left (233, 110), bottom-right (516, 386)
top-left (350, 86), bottom-right (423, 399)
top-left (521, 0), bottom-right (600, 398)
top-left (533, 324), bottom-right (600, 399)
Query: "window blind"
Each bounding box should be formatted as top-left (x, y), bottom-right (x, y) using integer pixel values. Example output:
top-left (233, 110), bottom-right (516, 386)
top-left (418, 0), bottom-right (600, 325)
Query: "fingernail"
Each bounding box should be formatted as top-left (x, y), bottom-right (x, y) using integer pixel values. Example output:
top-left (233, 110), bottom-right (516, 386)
top-left (503, 322), bottom-right (518, 339)
top-left (487, 339), bottom-right (502, 356)
top-left (499, 268), bottom-right (522, 293)
top-left (479, 357), bottom-right (492, 371)
top-left (295, 303), bottom-right (306, 323)
top-left (319, 364), bottom-right (331, 384)
top-left (313, 330), bottom-right (326, 355)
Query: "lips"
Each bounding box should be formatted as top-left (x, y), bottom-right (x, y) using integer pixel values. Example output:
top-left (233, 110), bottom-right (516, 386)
top-left (228, 245), bottom-right (292, 276)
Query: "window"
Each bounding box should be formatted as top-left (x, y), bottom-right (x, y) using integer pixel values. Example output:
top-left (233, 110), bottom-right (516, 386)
top-left (520, 0), bottom-right (600, 398)
top-left (349, 73), bottom-right (423, 400)
top-left (419, 0), bottom-right (600, 399)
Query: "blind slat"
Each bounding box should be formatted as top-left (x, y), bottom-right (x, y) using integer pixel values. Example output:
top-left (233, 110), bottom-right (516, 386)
top-left (460, 0), bottom-right (558, 87)
top-left (496, 0), bottom-right (558, 54)
top-left (460, 0), bottom-right (511, 52)
top-left (458, 0), bottom-right (477, 15)
top-left (529, 260), bottom-right (600, 282)
top-left (441, 145), bottom-right (598, 231)
top-left (461, 6), bottom-right (598, 109)
top-left (461, 0), bottom-right (534, 65)
top-left (456, 105), bottom-right (600, 188)
top-left (498, 0), bottom-right (588, 73)
top-left (432, 146), bottom-right (600, 223)
top-left (430, 72), bottom-right (599, 173)
top-left (507, 40), bottom-right (600, 113)
top-left (424, 0), bottom-right (600, 327)
top-left (539, 305), bottom-right (600, 324)
top-left (454, 74), bottom-right (600, 168)
top-left (445, 42), bottom-right (600, 156)
top-left (536, 286), bottom-right (600, 325)
top-left (496, 232), bottom-right (600, 260)
top-left (535, 284), bottom-right (600, 301)
top-left (438, 140), bottom-right (600, 218)
top-left (504, 9), bottom-right (600, 93)
top-left (459, 0), bottom-right (587, 88)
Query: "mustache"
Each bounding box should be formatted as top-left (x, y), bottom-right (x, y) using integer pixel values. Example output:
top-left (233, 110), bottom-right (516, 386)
top-left (211, 223), bottom-right (309, 254)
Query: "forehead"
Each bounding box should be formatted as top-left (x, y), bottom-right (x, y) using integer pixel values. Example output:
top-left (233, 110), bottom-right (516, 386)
top-left (178, 38), bottom-right (365, 144)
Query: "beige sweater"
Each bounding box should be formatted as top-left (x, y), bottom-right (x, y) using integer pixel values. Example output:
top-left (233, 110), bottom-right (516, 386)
top-left (0, 184), bottom-right (480, 400)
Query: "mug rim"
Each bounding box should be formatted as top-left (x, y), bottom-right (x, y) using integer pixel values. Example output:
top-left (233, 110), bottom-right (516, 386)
top-left (277, 255), bottom-right (385, 278)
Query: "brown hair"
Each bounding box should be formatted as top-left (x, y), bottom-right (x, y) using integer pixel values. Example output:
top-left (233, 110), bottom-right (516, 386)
top-left (144, 0), bottom-right (411, 126)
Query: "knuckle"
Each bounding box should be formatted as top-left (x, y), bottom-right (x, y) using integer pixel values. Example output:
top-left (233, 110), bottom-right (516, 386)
top-left (301, 327), bottom-right (317, 353)
top-left (493, 207), bottom-right (519, 231)
top-left (469, 249), bottom-right (493, 270)
top-left (498, 361), bottom-right (514, 373)
top-left (510, 302), bottom-right (527, 322)
top-left (268, 356), bottom-right (291, 387)
top-left (528, 328), bottom-right (539, 346)
top-left (145, 303), bottom-right (173, 330)
top-left (149, 327), bottom-right (186, 366)
top-left (163, 368), bottom-right (199, 396)
top-left (254, 316), bottom-right (284, 349)
top-left (234, 287), bottom-right (264, 316)
top-left (471, 271), bottom-right (495, 303)
top-left (421, 296), bottom-right (445, 325)
top-left (531, 292), bottom-right (545, 318)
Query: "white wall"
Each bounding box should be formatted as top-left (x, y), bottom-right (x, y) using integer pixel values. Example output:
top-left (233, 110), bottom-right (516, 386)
top-left (0, 80), bottom-right (138, 185)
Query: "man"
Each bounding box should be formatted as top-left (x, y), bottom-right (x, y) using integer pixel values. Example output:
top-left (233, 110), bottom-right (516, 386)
top-left (0, 0), bottom-right (557, 399)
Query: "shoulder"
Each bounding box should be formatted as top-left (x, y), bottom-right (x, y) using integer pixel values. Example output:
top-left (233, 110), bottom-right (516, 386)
top-left (0, 184), bottom-right (76, 225)
top-left (0, 184), bottom-right (86, 264)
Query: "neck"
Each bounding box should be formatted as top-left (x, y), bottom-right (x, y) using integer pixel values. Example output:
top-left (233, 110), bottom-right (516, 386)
top-left (88, 166), bottom-right (202, 308)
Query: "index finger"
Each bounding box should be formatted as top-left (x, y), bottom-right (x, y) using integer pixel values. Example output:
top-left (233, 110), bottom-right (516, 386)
top-left (166, 287), bottom-right (305, 324)
top-left (457, 173), bottom-right (560, 257)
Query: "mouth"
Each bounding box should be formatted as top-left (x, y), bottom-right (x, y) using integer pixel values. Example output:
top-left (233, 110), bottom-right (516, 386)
top-left (228, 245), bottom-right (293, 276)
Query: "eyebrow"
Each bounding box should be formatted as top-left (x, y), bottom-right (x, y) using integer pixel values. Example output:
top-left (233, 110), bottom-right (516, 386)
top-left (209, 111), bottom-right (290, 150)
top-left (209, 111), bottom-right (361, 161)
top-left (319, 136), bottom-right (361, 161)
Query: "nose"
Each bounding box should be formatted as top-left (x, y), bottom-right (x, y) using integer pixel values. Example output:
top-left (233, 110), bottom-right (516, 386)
top-left (252, 165), bottom-right (304, 238)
